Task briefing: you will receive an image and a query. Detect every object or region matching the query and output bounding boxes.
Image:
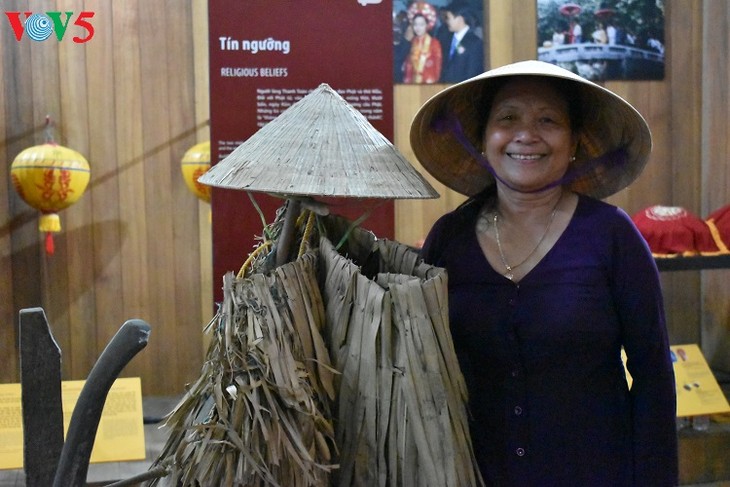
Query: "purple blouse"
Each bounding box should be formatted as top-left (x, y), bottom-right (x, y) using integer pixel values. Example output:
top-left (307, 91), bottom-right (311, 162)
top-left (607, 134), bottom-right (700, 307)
top-left (421, 194), bottom-right (678, 486)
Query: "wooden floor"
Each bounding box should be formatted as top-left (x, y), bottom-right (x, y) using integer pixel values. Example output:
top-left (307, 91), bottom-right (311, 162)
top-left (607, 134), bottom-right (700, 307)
top-left (1, 396), bottom-right (729, 486)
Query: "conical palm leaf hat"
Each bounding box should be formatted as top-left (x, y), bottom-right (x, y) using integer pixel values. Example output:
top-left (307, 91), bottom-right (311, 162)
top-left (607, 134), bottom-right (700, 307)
top-left (410, 60), bottom-right (652, 199)
top-left (199, 83), bottom-right (438, 200)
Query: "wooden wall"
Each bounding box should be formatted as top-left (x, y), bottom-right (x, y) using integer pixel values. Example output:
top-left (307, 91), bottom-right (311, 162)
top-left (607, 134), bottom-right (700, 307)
top-left (701, 0), bottom-right (730, 371)
top-left (0, 0), bottom-right (212, 395)
top-left (0, 0), bottom-right (727, 397)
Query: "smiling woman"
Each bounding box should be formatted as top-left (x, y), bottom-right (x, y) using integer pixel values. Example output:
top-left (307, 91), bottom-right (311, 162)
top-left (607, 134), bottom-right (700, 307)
top-left (411, 60), bottom-right (679, 486)
top-left (482, 76), bottom-right (577, 195)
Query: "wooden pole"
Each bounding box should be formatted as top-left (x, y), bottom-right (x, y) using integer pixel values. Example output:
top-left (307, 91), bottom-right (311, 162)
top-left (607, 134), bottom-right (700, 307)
top-left (276, 199), bottom-right (302, 267)
top-left (20, 308), bottom-right (64, 487)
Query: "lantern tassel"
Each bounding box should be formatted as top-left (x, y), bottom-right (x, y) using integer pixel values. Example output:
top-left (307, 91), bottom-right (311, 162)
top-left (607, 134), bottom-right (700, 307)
top-left (45, 233), bottom-right (55, 255)
top-left (39, 213), bottom-right (61, 256)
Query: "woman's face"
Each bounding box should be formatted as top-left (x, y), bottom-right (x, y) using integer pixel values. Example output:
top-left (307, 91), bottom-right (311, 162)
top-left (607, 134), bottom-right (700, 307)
top-left (412, 16), bottom-right (428, 37)
top-left (483, 77), bottom-right (577, 193)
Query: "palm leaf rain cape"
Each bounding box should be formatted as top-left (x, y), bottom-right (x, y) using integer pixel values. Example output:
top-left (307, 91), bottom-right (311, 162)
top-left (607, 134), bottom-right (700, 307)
top-left (147, 212), bottom-right (481, 486)
top-left (145, 84), bottom-right (480, 486)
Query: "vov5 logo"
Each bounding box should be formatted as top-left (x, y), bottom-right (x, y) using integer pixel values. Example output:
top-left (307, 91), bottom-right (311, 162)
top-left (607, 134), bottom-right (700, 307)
top-left (5, 11), bottom-right (95, 43)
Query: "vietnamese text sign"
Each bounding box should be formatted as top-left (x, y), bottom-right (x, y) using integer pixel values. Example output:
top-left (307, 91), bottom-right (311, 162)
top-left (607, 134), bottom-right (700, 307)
top-left (0, 377), bottom-right (145, 470)
top-left (208, 1), bottom-right (395, 302)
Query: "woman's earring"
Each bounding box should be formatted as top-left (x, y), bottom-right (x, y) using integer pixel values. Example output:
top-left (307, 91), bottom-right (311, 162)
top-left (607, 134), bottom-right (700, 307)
top-left (570, 155), bottom-right (576, 162)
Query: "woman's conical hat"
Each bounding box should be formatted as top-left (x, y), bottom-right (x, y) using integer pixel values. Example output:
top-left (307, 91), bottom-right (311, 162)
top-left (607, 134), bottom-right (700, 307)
top-left (199, 83), bottom-right (438, 200)
top-left (409, 60), bottom-right (652, 199)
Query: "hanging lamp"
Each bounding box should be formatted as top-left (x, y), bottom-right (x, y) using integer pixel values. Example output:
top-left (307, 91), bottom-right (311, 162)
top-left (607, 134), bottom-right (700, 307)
top-left (10, 116), bottom-right (91, 254)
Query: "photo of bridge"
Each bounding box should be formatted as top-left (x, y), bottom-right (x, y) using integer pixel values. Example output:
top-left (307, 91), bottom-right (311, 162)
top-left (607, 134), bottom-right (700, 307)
top-left (538, 42), bottom-right (664, 80)
top-left (537, 0), bottom-right (665, 81)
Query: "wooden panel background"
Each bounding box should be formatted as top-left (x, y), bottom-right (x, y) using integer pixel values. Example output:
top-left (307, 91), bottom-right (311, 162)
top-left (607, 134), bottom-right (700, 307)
top-left (701, 0), bottom-right (730, 371)
top-left (0, 0), bottom-right (727, 397)
top-left (0, 0), bottom-right (212, 395)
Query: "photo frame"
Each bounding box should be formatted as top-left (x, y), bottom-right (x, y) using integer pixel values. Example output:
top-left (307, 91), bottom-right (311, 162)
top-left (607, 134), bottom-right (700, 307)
top-left (537, 0), bottom-right (665, 81)
top-left (394, 0), bottom-right (485, 84)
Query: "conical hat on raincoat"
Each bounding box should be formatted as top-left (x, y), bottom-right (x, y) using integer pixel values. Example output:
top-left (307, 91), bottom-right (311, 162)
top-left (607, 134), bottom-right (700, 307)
top-left (199, 83), bottom-right (438, 200)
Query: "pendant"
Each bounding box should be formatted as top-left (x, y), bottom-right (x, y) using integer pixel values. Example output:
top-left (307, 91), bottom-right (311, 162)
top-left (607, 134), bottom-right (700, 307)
top-left (504, 271), bottom-right (514, 281)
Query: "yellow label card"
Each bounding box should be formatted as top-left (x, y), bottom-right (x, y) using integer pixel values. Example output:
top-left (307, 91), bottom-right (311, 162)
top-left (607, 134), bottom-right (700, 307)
top-left (671, 344), bottom-right (730, 417)
top-left (0, 377), bottom-right (145, 470)
top-left (623, 344), bottom-right (730, 417)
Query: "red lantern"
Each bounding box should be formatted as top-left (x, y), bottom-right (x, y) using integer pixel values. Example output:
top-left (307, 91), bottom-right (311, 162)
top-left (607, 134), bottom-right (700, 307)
top-left (11, 142), bottom-right (91, 254)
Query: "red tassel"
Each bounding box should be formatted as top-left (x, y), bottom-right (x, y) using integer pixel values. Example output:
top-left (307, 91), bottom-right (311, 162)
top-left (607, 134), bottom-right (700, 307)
top-left (45, 232), bottom-right (55, 255)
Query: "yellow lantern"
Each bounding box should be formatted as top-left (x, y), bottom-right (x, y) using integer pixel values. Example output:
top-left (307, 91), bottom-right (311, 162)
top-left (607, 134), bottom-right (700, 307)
top-left (11, 143), bottom-right (91, 254)
top-left (181, 141), bottom-right (211, 203)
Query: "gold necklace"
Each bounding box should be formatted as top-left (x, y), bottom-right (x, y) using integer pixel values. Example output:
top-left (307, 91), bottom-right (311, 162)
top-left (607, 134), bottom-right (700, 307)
top-left (493, 199), bottom-right (560, 281)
